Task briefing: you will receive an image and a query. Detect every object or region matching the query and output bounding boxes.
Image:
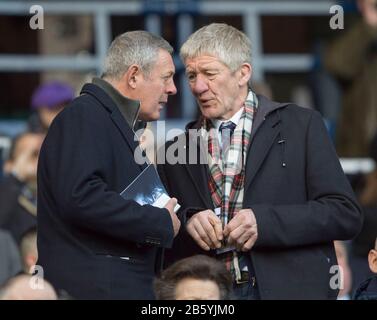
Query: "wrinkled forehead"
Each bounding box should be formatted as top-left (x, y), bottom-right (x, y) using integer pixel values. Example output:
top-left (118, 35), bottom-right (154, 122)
top-left (184, 53), bottom-right (229, 70)
top-left (184, 49), bottom-right (222, 61)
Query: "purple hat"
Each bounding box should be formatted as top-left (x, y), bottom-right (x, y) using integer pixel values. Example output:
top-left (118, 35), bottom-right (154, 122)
top-left (31, 81), bottom-right (75, 110)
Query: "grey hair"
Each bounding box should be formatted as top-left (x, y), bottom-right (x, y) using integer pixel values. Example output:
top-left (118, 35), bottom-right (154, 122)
top-left (102, 30), bottom-right (173, 80)
top-left (180, 23), bottom-right (252, 72)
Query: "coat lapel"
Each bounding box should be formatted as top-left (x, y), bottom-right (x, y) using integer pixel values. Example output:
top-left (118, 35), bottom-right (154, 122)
top-left (244, 111), bottom-right (281, 192)
top-left (183, 131), bottom-right (214, 209)
top-left (184, 163), bottom-right (214, 209)
top-left (110, 112), bottom-right (147, 167)
top-left (81, 83), bottom-right (147, 171)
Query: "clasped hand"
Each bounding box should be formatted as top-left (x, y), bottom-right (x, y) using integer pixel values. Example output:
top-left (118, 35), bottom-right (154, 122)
top-left (186, 209), bottom-right (258, 252)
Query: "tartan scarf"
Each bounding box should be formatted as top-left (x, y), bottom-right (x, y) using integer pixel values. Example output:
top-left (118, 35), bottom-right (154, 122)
top-left (200, 90), bottom-right (258, 274)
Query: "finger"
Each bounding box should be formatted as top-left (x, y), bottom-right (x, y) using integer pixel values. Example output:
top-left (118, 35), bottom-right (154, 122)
top-left (227, 225), bottom-right (248, 250)
top-left (164, 198), bottom-right (177, 213)
top-left (169, 198), bottom-right (178, 207)
top-left (227, 224), bottom-right (244, 245)
top-left (235, 230), bottom-right (255, 251)
top-left (186, 222), bottom-right (210, 251)
top-left (224, 214), bottom-right (243, 237)
top-left (197, 212), bottom-right (221, 248)
top-left (229, 223), bottom-right (257, 251)
top-left (207, 213), bottom-right (223, 242)
top-left (238, 209), bottom-right (257, 224)
top-left (213, 220), bottom-right (224, 242)
top-left (228, 210), bottom-right (256, 236)
top-left (192, 219), bottom-right (217, 249)
top-left (241, 233), bottom-right (258, 252)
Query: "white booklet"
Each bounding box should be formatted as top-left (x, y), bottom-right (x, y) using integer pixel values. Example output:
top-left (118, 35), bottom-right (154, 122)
top-left (120, 164), bottom-right (180, 212)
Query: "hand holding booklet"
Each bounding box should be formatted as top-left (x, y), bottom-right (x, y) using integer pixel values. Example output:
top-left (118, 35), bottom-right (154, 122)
top-left (120, 164), bottom-right (180, 212)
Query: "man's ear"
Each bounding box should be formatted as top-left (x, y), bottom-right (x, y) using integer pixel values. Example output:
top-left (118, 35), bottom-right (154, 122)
top-left (238, 63), bottom-right (252, 87)
top-left (122, 64), bottom-right (142, 90)
top-left (368, 249), bottom-right (377, 273)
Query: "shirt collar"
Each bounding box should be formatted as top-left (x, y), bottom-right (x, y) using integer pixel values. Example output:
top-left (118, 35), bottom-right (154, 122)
top-left (212, 104), bottom-right (244, 132)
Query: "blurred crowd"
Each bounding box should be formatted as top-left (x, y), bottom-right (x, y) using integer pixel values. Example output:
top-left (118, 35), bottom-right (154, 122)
top-left (0, 81), bottom-right (74, 299)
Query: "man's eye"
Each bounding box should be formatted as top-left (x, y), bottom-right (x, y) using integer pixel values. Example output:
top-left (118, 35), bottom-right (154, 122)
top-left (187, 74), bottom-right (196, 81)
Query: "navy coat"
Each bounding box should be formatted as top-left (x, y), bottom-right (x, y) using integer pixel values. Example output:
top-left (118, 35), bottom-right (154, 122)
top-left (37, 83), bottom-right (174, 299)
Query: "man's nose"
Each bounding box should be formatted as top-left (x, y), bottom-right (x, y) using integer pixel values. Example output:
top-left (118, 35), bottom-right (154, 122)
top-left (191, 74), bottom-right (209, 95)
top-left (167, 80), bottom-right (177, 95)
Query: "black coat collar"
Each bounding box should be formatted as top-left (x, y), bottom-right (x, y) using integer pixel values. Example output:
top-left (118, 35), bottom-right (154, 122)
top-left (91, 77), bottom-right (141, 130)
top-left (80, 83), bottom-right (147, 171)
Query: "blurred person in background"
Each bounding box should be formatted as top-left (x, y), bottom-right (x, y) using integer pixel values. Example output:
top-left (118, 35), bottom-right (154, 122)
top-left (334, 241), bottom-right (353, 300)
top-left (19, 227), bottom-right (37, 274)
top-left (154, 255), bottom-right (232, 300)
top-left (325, 0), bottom-right (377, 157)
top-left (0, 229), bottom-right (22, 286)
top-left (0, 132), bottom-right (44, 243)
top-left (37, 30), bottom-right (180, 299)
top-left (349, 131), bottom-right (377, 292)
top-left (310, 42), bottom-right (342, 142)
top-left (28, 81), bottom-right (75, 134)
top-left (0, 144), bottom-right (4, 182)
top-left (0, 274), bottom-right (57, 300)
top-left (354, 236), bottom-right (377, 299)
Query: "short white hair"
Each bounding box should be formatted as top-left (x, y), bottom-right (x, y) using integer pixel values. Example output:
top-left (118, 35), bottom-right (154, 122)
top-left (103, 30), bottom-right (173, 80)
top-left (180, 23), bottom-right (252, 72)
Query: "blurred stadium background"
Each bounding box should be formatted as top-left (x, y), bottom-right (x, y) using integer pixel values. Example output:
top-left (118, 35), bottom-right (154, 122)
top-left (0, 0), bottom-right (374, 176)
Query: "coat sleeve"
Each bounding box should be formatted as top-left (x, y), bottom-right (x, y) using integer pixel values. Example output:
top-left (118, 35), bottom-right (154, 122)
top-left (40, 102), bottom-right (174, 248)
top-left (252, 111), bottom-right (363, 249)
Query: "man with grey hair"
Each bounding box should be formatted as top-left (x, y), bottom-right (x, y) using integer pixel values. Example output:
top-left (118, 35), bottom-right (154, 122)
top-left (37, 31), bottom-right (180, 299)
top-left (158, 23), bottom-right (362, 299)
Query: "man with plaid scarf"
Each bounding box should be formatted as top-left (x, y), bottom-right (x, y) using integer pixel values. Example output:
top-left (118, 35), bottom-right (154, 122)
top-left (158, 23), bottom-right (363, 299)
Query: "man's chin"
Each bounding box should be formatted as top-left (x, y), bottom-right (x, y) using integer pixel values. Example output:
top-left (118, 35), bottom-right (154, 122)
top-left (201, 108), bottom-right (219, 120)
top-left (142, 113), bottom-right (160, 122)
top-left (139, 108), bottom-right (162, 121)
